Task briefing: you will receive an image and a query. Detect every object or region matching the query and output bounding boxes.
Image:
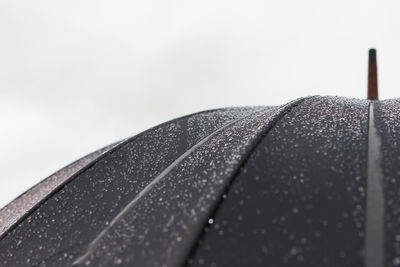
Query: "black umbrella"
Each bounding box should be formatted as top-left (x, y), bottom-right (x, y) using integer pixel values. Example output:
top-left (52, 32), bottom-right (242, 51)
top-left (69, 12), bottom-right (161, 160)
top-left (0, 49), bottom-right (397, 267)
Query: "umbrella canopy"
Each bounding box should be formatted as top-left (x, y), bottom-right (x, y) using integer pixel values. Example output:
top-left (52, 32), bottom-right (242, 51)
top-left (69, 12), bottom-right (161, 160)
top-left (1, 95), bottom-right (399, 267)
top-left (0, 49), bottom-right (398, 267)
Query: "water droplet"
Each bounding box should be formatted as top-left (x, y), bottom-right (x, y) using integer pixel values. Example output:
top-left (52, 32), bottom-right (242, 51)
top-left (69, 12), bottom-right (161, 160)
top-left (393, 257), bottom-right (400, 266)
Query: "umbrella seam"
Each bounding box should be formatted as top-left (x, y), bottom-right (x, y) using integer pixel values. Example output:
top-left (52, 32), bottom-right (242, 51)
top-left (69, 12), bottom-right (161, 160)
top-left (0, 107), bottom-right (246, 242)
top-left (365, 101), bottom-right (384, 267)
top-left (182, 96), bottom-right (313, 266)
top-left (71, 106), bottom-right (273, 265)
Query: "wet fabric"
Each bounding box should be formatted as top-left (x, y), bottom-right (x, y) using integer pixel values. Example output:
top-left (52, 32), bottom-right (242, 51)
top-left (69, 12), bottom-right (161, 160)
top-left (188, 97), bottom-right (369, 267)
top-left (0, 105), bottom-right (294, 266)
top-left (2, 96), bottom-right (398, 267)
top-left (375, 99), bottom-right (400, 267)
top-left (0, 141), bottom-right (124, 239)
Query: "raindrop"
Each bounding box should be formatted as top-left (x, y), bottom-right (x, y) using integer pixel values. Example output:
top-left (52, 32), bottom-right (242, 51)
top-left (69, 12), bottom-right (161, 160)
top-left (393, 257), bottom-right (400, 266)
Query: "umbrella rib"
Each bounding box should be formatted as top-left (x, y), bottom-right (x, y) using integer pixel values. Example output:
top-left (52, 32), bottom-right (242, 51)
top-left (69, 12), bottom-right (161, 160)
top-left (181, 97), bottom-right (308, 266)
top-left (365, 101), bottom-right (384, 267)
top-left (72, 108), bottom-right (265, 266)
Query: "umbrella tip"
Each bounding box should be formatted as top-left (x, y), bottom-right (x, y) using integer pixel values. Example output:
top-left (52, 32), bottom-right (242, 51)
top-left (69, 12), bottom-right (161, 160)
top-left (367, 48), bottom-right (378, 100)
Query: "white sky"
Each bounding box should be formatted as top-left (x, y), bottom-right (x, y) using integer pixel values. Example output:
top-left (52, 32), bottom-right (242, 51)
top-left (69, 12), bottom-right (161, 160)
top-left (1, 0), bottom-right (400, 208)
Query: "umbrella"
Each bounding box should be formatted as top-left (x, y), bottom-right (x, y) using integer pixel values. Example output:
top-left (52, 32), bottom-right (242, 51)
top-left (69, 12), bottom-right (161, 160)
top-left (0, 49), bottom-right (397, 267)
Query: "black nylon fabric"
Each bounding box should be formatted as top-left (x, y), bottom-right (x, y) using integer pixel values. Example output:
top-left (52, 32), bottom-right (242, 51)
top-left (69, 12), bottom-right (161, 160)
top-left (0, 140), bottom-right (123, 240)
top-left (188, 97), bottom-right (369, 267)
top-left (374, 99), bottom-right (400, 267)
top-left (1, 96), bottom-right (389, 267)
top-left (0, 107), bottom-right (262, 266)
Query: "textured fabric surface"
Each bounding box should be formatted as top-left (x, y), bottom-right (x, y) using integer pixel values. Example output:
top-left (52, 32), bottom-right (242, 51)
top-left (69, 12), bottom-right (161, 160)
top-left (2, 96), bottom-right (399, 267)
top-left (189, 97), bottom-right (369, 267)
top-left (0, 141), bottom-right (124, 238)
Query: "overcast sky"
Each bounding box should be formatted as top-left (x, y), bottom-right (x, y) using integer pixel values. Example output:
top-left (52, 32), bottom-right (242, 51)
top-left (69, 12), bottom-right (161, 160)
top-left (1, 0), bottom-right (400, 208)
